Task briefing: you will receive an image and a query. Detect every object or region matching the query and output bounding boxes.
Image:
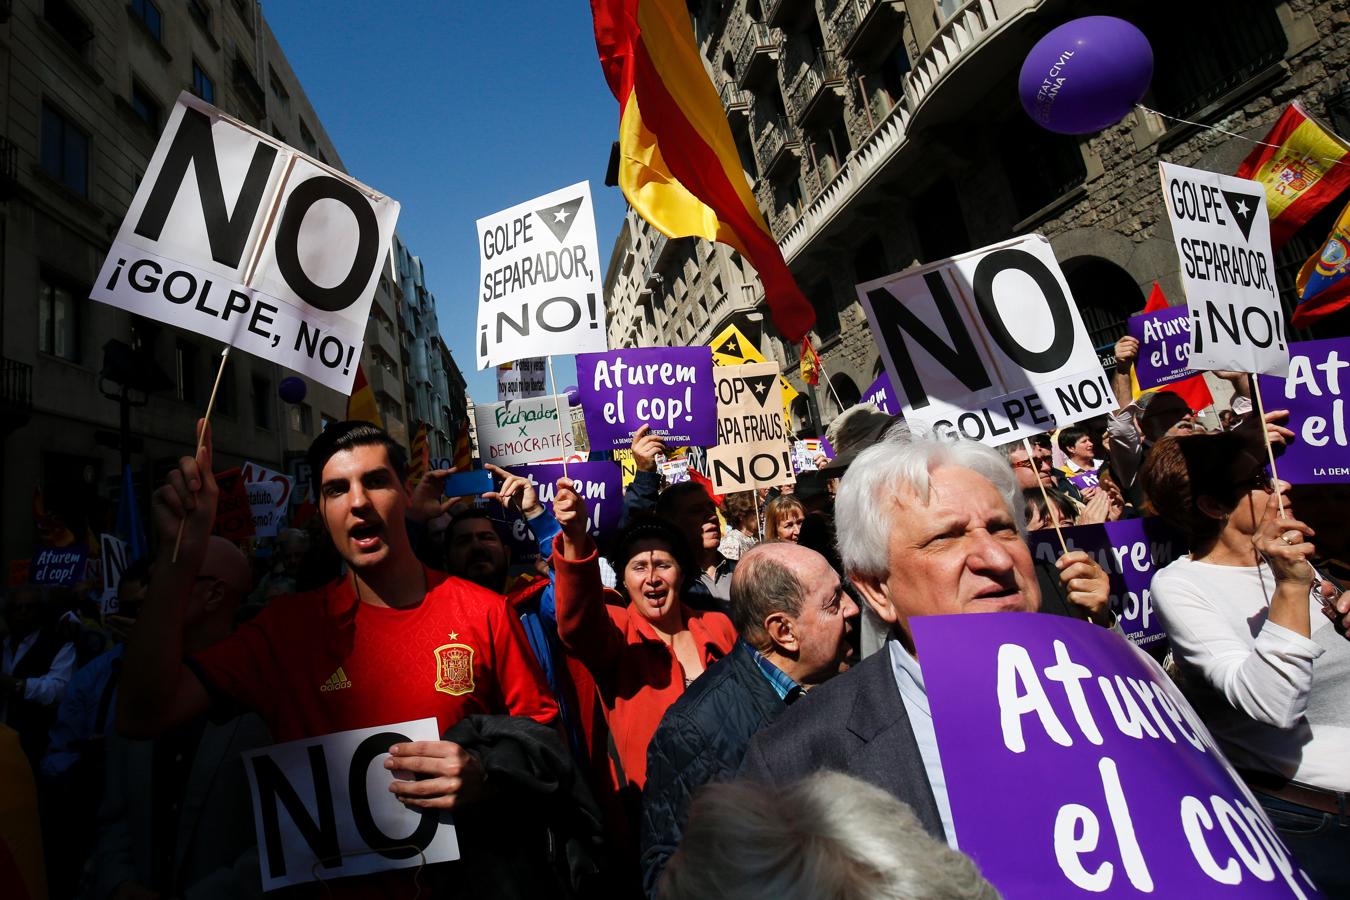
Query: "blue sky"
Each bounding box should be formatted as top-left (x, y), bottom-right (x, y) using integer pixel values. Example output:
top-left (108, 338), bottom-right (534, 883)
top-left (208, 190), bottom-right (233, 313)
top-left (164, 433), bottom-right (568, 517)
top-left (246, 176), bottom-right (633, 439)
top-left (265, 0), bottom-right (628, 403)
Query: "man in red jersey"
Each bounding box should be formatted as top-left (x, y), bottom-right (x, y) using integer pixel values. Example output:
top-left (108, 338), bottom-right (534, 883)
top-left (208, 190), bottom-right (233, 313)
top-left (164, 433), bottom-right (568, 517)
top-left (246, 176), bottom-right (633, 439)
top-left (118, 420), bottom-right (561, 897)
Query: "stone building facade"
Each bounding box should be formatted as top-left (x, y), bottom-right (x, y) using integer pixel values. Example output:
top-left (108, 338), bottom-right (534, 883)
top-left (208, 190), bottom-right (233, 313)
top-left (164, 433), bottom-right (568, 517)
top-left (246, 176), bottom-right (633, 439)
top-left (604, 0), bottom-right (1350, 434)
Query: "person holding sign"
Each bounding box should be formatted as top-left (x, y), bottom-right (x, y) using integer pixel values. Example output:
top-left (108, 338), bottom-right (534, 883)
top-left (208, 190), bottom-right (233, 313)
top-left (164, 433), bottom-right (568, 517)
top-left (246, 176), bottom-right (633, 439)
top-left (1142, 433), bottom-right (1350, 895)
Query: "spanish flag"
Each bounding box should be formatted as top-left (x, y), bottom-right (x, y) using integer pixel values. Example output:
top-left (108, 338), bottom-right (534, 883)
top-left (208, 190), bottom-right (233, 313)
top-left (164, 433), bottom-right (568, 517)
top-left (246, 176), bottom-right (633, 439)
top-left (590, 0), bottom-right (815, 342)
top-left (800, 335), bottom-right (821, 386)
top-left (1235, 102), bottom-right (1350, 251)
top-left (1293, 195), bottom-right (1350, 326)
top-left (1130, 284), bottom-right (1212, 413)
top-left (345, 363), bottom-right (382, 428)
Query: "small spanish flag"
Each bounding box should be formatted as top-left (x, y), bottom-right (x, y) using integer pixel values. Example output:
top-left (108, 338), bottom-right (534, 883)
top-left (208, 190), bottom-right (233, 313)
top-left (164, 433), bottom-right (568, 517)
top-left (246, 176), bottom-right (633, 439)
top-left (1130, 284), bottom-right (1212, 413)
top-left (1293, 195), bottom-right (1350, 326)
top-left (590, 0), bottom-right (815, 342)
top-left (1235, 102), bottom-right (1350, 252)
top-left (407, 423), bottom-right (430, 488)
top-left (800, 336), bottom-right (821, 386)
top-left (345, 363), bottom-right (382, 428)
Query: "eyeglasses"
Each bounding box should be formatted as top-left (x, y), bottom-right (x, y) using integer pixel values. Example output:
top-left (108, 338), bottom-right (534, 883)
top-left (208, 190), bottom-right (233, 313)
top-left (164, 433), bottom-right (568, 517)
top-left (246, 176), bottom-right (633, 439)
top-left (1236, 471), bottom-right (1275, 494)
top-left (1010, 459), bottom-right (1034, 471)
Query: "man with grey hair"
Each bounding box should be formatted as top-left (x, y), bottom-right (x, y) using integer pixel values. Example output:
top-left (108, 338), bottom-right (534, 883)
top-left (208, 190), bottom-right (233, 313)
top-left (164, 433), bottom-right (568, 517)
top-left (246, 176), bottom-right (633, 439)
top-left (640, 542), bottom-right (857, 897)
top-left (741, 432), bottom-right (1109, 847)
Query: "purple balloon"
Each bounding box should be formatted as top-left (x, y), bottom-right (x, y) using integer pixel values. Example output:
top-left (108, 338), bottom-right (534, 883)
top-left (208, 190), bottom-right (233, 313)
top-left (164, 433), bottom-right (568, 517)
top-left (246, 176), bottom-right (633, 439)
top-left (278, 376), bottom-right (307, 404)
top-left (564, 385), bottom-right (580, 407)
top-left (1018, 16), bottom-right (1152, 135)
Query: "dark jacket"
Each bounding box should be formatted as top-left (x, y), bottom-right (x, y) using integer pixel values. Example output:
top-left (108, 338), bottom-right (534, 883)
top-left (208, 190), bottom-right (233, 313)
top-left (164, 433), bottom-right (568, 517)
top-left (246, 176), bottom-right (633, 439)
top-left (738, 645), bottom-right (946, 840)
top-left (640, 641), bottom-right (788, 897)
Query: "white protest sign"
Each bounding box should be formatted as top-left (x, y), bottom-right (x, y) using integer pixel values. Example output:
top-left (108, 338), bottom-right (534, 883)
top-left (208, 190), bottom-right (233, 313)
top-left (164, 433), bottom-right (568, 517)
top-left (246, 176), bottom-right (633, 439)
top-left (90, 93), bottom-right (400, 394)
top-left (857, 234), bottom-right (1115, 446)
top-left (241, 460), bottom-right (293, 508)
top-left (247, 482), bottom-right (284, 538)
top-left (244, 717), bottom-right (458, 891)
top-left (474, 395), bottom-right (575, 466)
top-left (1160, 162), bottom-right (1289, 376)
top-left (476, 181), bottom-right (606, 368)
top-left (99, 534), bottom-right (128, 615)
top-left (707, 362), bottom-right (795, 492)
top-left (496, 358), bottom-right (548, 401)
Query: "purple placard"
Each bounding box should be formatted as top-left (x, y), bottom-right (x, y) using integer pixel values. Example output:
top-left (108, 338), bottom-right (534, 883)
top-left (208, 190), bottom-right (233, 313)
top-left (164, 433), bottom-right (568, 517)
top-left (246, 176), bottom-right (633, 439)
top-left (912, 614), bottom-right (1321, 900)
top-left (1262, 337), bottom-right (1350, 483)
top-left (1026, 518), bottom-right (1181, 649)
top-left (1067, 468), bottom-right (1100, 491)
top-left (576, 347), bottom-right (717, 450)
top-left (862, 371), bottom-right (899, 415)
top-left (523, 461), bottom-right (624, 546)
top-left (1128, 307), bottom-right (1199, 391)
top-left (30, 545), bottom-right (88, 586)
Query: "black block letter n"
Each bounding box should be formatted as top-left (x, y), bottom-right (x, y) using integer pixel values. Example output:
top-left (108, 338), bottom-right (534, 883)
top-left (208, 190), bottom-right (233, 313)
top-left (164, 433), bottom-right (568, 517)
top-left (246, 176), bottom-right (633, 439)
top-left (134, 107), bottom-right (278, 268)
top-left (251, 746), bottom-right (341, 879)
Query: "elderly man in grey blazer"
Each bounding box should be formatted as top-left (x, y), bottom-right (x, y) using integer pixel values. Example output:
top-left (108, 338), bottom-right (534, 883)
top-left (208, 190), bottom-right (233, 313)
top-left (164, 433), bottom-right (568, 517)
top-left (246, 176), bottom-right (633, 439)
top-left (740, 432), bottom-right (1109, 847)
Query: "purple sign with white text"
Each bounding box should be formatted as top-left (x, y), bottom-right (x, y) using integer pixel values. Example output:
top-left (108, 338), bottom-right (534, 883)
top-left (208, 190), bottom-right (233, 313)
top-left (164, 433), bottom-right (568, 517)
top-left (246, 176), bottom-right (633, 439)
top-left (524, 461), bottom-right (623, 546)
top-left (1026, 518), bottom-right (1181, 650)
top-left (913, 614), bottom-right (1321, 900)
top-left (1262, 337), bottom-right (1350, 483)
top-left (1067, 468), bottom-right (1100, 492)
top-left (1128, 307), bottom-right (1199, 392)
top-left (862, 371), bottom-right (900, 415)
top-left (576, 347), bottom-right (716, 450)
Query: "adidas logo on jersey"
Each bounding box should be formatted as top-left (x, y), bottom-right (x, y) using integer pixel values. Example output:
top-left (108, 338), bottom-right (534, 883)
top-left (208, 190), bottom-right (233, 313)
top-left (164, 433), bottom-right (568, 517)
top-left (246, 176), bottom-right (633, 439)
top-left (320, 666), bottom-right (352, 692)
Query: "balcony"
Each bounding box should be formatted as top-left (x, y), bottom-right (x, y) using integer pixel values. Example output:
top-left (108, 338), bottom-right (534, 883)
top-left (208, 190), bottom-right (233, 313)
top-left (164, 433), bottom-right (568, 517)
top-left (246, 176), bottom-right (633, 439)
top-left (785, 48), bottom-right (847, 126)
top-left (642, 232), bottom-right (677, 287)
top-left (765, 0), bottom-right (813, 31)
top-left (0, 357), bottom-right (33, 435)
top-left (827, 0), bottom-right (905, 63)
top-left (736, 23), bottom-right (781, 90)
top-left (719, 79), bottom-right (751, 119)
top-left (752, 113), bottom-right (803, 181)
top-left (0, 134), bottom-right (17, 200)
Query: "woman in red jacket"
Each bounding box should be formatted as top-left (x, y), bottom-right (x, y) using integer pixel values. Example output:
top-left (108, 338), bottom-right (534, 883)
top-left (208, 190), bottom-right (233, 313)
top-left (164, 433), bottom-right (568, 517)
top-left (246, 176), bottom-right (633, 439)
top-left (551, 479), bottom-right (736, 800)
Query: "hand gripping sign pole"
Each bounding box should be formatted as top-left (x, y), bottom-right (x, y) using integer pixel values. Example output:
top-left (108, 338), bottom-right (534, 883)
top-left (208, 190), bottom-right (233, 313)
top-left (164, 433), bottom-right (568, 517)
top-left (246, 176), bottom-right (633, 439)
top-left (172, 155), bottom-right (298, 562)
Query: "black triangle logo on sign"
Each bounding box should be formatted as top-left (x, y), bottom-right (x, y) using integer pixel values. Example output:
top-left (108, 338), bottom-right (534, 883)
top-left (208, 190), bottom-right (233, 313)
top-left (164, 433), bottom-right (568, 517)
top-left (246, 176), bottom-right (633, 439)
top-left (742, 374), bottom-right (777, 408)
top-left (1220, 189), bottom-right (1262, 242)
top-left (719, 333), bottom-right (743, 358)
top-left (534, 197), bottom-right (585, 244)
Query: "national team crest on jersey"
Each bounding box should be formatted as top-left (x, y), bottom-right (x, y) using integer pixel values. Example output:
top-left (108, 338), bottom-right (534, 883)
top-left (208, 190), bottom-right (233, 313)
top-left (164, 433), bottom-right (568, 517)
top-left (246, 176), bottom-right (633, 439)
top-left (433, 641), bottom-right (475, 696)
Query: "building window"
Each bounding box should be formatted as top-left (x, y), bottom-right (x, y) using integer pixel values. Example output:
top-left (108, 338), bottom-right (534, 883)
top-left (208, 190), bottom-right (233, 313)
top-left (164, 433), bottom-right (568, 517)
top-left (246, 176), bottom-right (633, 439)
top-left (268, 67), bottom-right (290, 114)
top-left (289, 401), bottom-right (312, 433)
top-left (175, 339), bottom-right (200, 403)
top-left (320, 413), bottom-right (337, 432)
top-left (298, 117), bottom-right (317, 154)
top-left (251, 374), bottom-right (272, 429)
top-left (188, 0), bottom-right (212, 32)
top-left (41, 102), bottom-right (89, 197)
top-left (39, 276), bottom-right (80, 361)
top-left (216, 360), bottom-right (237, 416)
top-left (192, 62), bottom-right (215, 104)
top-left (130, 81), bottom-right (163, 131)
top-left (44, 0), bottom-right (94, 54)
top-left (130, 0), bottom-right (162, 41)
top-left (998, 112), bottom-right (1086, 221)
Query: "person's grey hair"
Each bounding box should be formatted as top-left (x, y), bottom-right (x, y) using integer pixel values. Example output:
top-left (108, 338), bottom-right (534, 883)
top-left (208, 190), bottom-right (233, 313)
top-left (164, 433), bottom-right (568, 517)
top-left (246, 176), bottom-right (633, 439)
top-left (730, 544), bottom-right (806, 649)
top-left (825, 404), bottom-right (893, 456)
top-left (835, 430), bottom-right (1024, 581)
top-left (659, 771), bottom-right (998, 900)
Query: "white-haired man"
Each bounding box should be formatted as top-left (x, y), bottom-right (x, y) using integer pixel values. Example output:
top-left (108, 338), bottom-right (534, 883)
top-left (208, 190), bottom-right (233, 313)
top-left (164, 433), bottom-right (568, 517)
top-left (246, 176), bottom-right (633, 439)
top-left (741, 433), bottom-right (1110, 846)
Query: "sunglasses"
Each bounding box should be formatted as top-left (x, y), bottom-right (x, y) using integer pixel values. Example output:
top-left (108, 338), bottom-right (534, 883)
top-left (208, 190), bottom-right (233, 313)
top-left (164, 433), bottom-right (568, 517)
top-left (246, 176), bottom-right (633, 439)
top-left (1236, 471), bottom-right (1275, 494)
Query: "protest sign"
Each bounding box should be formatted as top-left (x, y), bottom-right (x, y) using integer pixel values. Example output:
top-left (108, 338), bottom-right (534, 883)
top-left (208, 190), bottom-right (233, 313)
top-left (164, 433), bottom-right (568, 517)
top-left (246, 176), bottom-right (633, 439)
top-left (90, 94), bottom-right (399, 394)
top-left (213, 468), bottom-right (257, 541)
top-left (474, 396), bottom-right (574, 466)
top-left (1159, 162), bottom-right (1288, 376)
top-left (708, 323), bottom-right (799, 424)
top-left (1066, 468), bottom-right (1100, 492)
top-left (913, 614), bottom-right (1320, 899)
top-left (658, 455), bottom-right (690, 484)
top-left (1262, 337), bottom-right (1350, 482)
top-left (857, 234), bottom-right (1115, 446)
top-left (524, 461), bottom-right (623, 544)
top-left (707, 362), bottom-right (795, 492)
top-left (244, 717), bottom-right (458, 891)
top-left (30, 546), bottom-right (87, 586)
top-left (98, 534), bottom-right (128, 613)
top-left (1026, 518), bottom-right (1181, 649)
top-left (862, 371), bottom-right (900, 415)
top-left (1128, 306), bottom-right (1201, 392)
top-left (286, 456), bottom-right (313, 506)
top-left (576, 346), bottom-right (716, 450)
top-left (247, 482), bottom-right (285, 538)
top-left (612, 449), bottom-right (638, 488)
top-left (476, 182), bottom-right (606, 368)
top-left (242, 461), bottom-right (293, 507)
top-left (497, 358), bottom-right (548, 401)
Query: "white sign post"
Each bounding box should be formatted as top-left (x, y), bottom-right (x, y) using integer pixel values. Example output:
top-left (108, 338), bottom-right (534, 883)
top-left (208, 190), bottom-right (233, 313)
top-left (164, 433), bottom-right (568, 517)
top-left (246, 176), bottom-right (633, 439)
top-left (474, 395), bottom-right (576, 466)
top-left (90, 93), bottom-right (400, 395)
top-left (707, 362), bottom-right (796, 492)
top-left (244, 717), bottom-right (459, 892)
top-left (475, 182), bottom-right (607, 369)
top-left (857, 234), bottom-right (1115, 446)
top-left (1159, 162), bottom-right (1289, 376)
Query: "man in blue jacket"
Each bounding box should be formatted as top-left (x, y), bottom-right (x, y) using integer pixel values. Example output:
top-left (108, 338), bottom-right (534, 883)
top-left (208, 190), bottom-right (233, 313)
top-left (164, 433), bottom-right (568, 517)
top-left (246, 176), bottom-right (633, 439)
top-left (639, 542), bottom-right (858, 896)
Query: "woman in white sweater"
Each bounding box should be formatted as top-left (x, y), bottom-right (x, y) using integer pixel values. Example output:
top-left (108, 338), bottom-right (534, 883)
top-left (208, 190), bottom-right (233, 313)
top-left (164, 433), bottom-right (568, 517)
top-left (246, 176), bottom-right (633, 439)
top-left (1142, 431), bottom-right (1349, 897)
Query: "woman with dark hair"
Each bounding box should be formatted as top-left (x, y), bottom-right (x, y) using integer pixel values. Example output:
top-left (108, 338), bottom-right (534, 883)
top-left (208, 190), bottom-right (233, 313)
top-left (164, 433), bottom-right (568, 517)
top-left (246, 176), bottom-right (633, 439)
top-left (1056, 425), bottom-right (1103, 476)
top-left (763, 495), bottom-right (806, 543)
top-left (1142, 432), bottom-right (1350, 895)
top-left (550, 480), bottom-right (736, 801)
top-left (1022, 487), bottom-right (1078, 532)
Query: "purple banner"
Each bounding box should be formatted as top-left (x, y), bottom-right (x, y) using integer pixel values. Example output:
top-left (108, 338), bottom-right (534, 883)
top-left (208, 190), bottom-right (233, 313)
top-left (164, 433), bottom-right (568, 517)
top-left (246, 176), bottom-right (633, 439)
top-left (1067, 468), bottom-right (1100, 492)
top-left (1027, 518), bottom-right (1181, 650)
top-left (862, 371), bottom-right (899, 415)
top-left (576, 347), bottom-right (717, 450)
top-left (913, 614), bottom-right (1321, 899)
top-left (1128, 307), bottom-right (1200, 392)
top-left (523, 461), bottom-right (623, 546)
top-left (30, 545), bottom-right (88, 586)
top-left (1262, 337), bottom-right (1350, 483)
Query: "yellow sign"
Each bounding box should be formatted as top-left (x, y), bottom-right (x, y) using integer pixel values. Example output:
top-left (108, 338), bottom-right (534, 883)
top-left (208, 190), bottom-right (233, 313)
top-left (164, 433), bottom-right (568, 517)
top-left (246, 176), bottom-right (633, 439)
top-left (708, 324), bottom-right (799, 431)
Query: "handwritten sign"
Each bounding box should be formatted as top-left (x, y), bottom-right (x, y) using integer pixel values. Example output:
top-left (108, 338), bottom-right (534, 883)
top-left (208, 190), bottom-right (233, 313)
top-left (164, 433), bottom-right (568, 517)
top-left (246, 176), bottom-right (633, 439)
top-left (473, 396), bottom-right (574, 466)
top-left (576, 346), bottom-right (716, 450)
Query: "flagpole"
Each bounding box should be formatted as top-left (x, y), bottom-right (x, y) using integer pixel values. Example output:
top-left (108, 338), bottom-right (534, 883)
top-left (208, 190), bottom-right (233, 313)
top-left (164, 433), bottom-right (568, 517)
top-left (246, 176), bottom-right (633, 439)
top-left (546, 355), bottom-right (570, 481)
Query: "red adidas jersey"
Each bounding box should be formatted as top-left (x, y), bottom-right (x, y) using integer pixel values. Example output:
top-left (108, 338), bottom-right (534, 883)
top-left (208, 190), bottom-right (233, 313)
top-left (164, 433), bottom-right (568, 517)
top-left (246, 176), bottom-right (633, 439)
top-left (191, 566), bottom-right (557, 742)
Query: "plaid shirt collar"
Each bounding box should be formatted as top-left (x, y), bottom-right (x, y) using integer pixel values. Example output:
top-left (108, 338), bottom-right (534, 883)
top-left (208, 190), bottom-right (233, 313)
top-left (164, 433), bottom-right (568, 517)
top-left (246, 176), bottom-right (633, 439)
top-left (743, 641), bottom-right (803, 704)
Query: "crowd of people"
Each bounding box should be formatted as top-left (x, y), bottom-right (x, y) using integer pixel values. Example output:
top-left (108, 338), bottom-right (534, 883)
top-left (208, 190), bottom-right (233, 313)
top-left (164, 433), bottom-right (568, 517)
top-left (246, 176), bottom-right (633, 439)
top-left (2, 334), bottom-right (1348, 899)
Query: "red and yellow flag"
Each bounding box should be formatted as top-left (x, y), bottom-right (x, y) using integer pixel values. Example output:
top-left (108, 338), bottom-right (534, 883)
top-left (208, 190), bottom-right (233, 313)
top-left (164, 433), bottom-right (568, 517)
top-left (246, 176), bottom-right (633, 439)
top-left (1235, 102), bottom-right (1350, 252)
top-left (407, 423), bottom-right (430, 488)
top-left (800, 336), bottom-right (821, 386)
top-left (590, 0), bottom-right (814, 342)
top-left (451, 418), bottom-right (473, 471)
top-left (1130, 284), bottom-right (1213, 413)
top-left (345, 363), bottom-right (382, 428)
top-left (1293, 194), bottom-right (1350, 327)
